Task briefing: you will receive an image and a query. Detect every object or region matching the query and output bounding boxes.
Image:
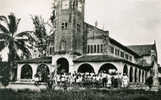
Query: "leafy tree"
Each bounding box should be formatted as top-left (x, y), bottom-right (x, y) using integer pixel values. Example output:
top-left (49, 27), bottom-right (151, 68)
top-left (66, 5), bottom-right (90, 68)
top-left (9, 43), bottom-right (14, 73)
top-left (0, 13), bottom-right (34, 82)
top-left (31, 16), bottom-right (50, 56)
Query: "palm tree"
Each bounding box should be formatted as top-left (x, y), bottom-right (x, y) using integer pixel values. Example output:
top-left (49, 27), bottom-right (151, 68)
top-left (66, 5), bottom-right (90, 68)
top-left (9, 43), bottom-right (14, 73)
top-left (0, 13), bottom-right (35, 81)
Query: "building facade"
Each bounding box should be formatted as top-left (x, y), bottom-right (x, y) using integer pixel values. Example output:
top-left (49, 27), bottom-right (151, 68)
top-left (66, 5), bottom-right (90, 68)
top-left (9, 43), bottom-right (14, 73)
top-left (16, 0), bottom-right (159, 85)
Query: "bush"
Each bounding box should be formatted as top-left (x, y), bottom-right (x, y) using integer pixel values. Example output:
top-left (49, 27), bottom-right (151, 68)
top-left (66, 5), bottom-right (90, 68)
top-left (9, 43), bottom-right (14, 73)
top-left (1, 79), bottom-right (9, 87)
top-left (0, 89), bottom-right (161, 100)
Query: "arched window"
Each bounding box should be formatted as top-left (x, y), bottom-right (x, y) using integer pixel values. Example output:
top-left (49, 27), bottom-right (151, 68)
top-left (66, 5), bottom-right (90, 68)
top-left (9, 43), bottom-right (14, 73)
top-left (87, 45), bottom-right (90, 53)
top-left (100, 44), bottom-right (103, 53)
top-left (94, 45), bottom-right (96, 53)
top-left (91, 45), bottom-right (93, 53)
top-left (97, 44), bottom-right (99, 53)
top-left (21, 64), bottom-right (33, 79)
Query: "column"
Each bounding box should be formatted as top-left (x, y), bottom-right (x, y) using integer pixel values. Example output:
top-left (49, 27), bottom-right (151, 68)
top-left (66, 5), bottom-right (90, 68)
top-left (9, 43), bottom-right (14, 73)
top-left (32, 64), bottom-right (38, 80)
top-left (17, 64), bottom-right (22, 81)
top-left (137, 68), bottom-right (139, 83)
top-left (140, 70), bottom-right (142, 83)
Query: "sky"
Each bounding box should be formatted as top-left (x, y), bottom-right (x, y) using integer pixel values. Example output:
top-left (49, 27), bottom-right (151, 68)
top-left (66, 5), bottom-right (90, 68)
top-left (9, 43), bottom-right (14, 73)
top-left (0, 0), bottom-right (161, 64)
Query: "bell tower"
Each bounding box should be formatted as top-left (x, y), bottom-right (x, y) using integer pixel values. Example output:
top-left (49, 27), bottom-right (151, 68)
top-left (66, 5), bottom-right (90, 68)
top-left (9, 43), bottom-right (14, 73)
top-left (53, 0), bottom-right (85, 55)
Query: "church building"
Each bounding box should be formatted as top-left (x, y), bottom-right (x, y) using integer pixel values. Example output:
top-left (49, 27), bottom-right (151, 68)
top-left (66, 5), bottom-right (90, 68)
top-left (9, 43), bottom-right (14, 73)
top-left (16, 0), bottom-right (159, 85)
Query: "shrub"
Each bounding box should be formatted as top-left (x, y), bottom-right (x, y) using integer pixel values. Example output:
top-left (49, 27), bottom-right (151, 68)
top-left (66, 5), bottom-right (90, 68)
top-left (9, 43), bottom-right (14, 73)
top-left (0, 89), bottom-right (161, 100)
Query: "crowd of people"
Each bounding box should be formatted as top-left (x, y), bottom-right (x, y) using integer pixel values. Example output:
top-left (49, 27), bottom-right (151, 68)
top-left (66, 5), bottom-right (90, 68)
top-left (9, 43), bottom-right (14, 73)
top-left (42, 72), bottom-right (130, 89)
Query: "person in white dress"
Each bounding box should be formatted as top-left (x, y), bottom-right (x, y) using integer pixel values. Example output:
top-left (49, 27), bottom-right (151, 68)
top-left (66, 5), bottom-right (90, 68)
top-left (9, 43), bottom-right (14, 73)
top-left (122, 73), bottom-right (129, 88)
top-left (107, 74), bottom-right (112, 88)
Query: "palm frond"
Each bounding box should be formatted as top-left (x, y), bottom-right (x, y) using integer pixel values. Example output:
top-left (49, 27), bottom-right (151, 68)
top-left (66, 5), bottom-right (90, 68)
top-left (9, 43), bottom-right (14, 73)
top-left (7, 13), bottom-right (18, 35)
top-left (16, 31), bottom-right (37, 49)
top-left (14, 40), bottom-right (31, 59)
top-left (0, 16), bottom-right (8, 24)
top-left (0, 24), bottom-right (9, 33)
top-left (0, 33), bottom-right (10, 40)
top-left (32, 16), bottom-right (48, 40)
top-left (15, 31), bottom-right (35, 42)
top-left (15, 18), bottom-right (21, 33)
top-left (0, 41), bottom-right (6, 51)
top-left (25, 42), bottom-right (34, 49)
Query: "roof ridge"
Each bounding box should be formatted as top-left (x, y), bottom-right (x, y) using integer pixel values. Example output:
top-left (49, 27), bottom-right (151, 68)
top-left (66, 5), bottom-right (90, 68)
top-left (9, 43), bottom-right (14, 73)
top-left (127, 44), bottom-right (154, 47)
top-left (84, 22), bottom-right (109, 33)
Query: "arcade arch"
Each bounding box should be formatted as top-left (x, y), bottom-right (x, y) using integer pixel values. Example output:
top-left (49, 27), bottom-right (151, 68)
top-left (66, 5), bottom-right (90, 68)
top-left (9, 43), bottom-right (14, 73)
top-left (56, 57), bottom-right (69, 74)
top-left (98, 63), bottom-right (117, 74)
top-left (78, 63), bottom-right (94, 73)
top-left (37, 64), bottom-right (50, 82)
top-left (21, 64), bottom-right (33, 79)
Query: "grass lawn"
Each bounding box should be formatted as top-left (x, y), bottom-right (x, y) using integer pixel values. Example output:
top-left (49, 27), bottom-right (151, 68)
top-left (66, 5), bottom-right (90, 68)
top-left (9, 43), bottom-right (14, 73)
top-left (0, 89), bottom-right (161, 100)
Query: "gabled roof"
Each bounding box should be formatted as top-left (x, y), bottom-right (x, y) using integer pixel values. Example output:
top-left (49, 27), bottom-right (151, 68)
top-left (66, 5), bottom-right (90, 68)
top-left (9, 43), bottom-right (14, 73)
top-left (109, 37), bottom-right (140, 57)
top-left (84, 22), bottom-right (140, 57)
top-left (84, 22), bottom-right (109, 33)
top-left (16, 56), bottom-right (52, 64)
top-left (128, 44), bottom-right (155, 56)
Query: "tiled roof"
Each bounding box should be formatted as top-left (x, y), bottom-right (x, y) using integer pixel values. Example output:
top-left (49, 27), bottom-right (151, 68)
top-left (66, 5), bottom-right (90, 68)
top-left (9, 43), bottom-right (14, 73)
top-left (128, 44), bottom-right (154, 56)
top-left (74, 55), bottom-right (122, 62)
top-left (109, 37), bottom-right (139, 57)
top-left (74, 55), bottom-right (148, 69)
top-left (16, 56), bottom-right (52, 64)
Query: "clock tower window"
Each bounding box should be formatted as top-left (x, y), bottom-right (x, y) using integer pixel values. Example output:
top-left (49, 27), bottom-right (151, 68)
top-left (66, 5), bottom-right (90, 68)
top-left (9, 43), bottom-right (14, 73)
top-left (61, 22), bottom-right (68, 30)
